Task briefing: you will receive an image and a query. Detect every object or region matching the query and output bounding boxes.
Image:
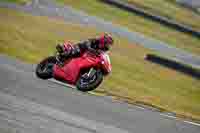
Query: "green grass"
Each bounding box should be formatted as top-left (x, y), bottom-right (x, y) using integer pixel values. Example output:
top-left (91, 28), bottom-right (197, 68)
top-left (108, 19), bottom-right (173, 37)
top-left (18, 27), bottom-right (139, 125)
top-left (1, 0), bottom-right (30, 4)
top-left (1, 8), bottom-right (200, 121)
top-left (124, 0), bottom-right (200, 30)
top-left (56, 0), bottom-right (200, 56)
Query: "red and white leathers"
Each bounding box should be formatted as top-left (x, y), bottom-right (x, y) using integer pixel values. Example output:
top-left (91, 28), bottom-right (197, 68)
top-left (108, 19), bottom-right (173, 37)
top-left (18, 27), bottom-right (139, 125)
top-left (56, 33), bottom-right (114, 61)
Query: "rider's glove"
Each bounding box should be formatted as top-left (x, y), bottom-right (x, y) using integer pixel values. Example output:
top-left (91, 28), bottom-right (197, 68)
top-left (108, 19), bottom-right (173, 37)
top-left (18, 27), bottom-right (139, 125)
top-left (56, 43), bottom-right (70, 57)
top-left (56, 44), bottom-right (65, 53)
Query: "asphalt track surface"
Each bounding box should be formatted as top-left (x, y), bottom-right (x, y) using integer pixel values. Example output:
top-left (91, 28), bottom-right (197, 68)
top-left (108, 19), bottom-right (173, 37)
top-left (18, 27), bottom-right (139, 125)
top-left (0, 0), bottom-right (200, 133)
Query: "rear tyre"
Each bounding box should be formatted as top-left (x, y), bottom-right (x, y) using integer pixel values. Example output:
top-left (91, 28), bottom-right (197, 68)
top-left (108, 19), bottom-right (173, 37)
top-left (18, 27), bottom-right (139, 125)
top-left (76, 69), bottom-right (103, 92)
top-left (35, 56), bottom-right (56, 80)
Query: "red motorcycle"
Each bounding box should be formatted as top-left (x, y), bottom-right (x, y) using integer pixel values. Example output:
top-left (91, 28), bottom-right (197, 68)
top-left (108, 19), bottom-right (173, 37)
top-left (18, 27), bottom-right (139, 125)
top-left (35, 42), bottom-right (112, 92)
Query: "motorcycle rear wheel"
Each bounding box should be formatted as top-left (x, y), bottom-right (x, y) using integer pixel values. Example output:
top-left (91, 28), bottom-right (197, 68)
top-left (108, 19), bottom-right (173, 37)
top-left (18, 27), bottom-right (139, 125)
top-left (76, 69), bottom-right (103, 92)
top-left (35, 56), bottom-right (56, 80)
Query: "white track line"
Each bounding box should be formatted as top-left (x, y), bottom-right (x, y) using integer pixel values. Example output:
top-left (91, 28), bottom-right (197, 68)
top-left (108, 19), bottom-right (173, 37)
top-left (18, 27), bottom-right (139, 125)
top-left (49, 79), bottom-right (76, 89)
top-left (133, 105), bottom-right (146, 110)
top-left (160, 113), bottom-right (177, 119)
top-left (160, 113), bottom-right (200, 126)
top-left (183, 120), bottom-right (200, 127)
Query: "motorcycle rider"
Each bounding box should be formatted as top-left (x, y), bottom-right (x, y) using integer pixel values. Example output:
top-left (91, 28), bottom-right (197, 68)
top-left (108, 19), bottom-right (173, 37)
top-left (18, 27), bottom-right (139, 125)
top-left (56, 33), bottom-right (114, 64)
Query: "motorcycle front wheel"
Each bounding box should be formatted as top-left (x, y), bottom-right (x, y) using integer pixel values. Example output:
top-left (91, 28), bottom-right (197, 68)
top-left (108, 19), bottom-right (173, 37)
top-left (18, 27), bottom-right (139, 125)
top-left (35, 56), bottom-right (56, 80)
top-left (76, 69), bottom-right (103, 92)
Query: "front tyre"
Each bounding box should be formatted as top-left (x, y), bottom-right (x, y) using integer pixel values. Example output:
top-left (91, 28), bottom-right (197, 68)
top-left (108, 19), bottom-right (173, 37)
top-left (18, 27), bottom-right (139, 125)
top-left (35, 56), bottom-right (56, 80)
top-left (76, 69), bottom-right (103, 92)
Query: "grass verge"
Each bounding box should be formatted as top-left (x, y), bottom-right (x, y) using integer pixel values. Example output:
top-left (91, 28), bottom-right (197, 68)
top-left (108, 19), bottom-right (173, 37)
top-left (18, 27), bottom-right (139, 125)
top-left (0, 8), bottom-right (200, 121)
top-left (123, 0), bottom-right (200, 30)
top-left (56, 0), bottom-right (200, 56)
top-left (1, 0), bottom-right (30, 4)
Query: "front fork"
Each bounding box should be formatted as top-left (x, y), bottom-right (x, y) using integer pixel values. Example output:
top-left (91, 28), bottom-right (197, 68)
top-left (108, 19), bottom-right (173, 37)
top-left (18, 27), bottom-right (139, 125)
top-left (83, 68), bottom-right (97, 79)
